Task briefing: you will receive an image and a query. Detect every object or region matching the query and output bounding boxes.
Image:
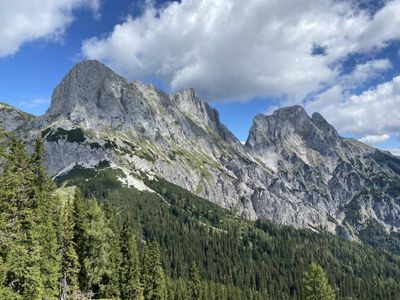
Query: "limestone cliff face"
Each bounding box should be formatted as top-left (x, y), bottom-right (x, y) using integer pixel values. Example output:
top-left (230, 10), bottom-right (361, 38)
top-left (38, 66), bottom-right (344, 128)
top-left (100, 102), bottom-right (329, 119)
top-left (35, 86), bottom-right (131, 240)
top-left (0, 102), bottom-right (34, 133)
top-left (246, 105), bottom-right (400, 236)
top-left (3, 60), bottom-right (400, 242)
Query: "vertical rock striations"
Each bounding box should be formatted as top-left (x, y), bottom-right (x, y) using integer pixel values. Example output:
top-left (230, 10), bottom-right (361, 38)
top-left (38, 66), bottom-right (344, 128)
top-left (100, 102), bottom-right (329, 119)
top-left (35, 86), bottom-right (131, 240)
top-left (2, 60), bottom-right (400, 244)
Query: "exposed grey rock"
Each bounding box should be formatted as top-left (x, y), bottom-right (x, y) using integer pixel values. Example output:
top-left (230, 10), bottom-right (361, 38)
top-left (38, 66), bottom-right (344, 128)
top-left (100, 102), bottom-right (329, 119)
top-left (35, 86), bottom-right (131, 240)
top-left (3, 60), bottom-right (400, 243)
top-left (246, 106), bottom-right (400, 235)
top-left (0, 102), bottom-right (34, 133)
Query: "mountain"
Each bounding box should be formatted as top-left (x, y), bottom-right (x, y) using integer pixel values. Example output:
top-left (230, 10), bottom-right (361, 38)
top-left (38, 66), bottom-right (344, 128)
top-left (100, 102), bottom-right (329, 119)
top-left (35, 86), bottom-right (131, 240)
top-left (0, 102), bottom-right (34, 132)
top-left (2, 60), bottom-right (400, 252)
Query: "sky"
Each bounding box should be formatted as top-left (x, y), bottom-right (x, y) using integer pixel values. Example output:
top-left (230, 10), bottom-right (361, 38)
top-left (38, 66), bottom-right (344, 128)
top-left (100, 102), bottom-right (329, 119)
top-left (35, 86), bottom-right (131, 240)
top-left (0, 0), bottom-right (400, 155)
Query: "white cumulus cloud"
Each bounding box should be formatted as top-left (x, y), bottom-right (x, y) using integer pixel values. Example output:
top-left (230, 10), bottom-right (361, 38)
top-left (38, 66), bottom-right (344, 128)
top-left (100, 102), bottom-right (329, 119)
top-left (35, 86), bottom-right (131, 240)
top-left (340, 59), bottom-right (392, 89)
top-left (359, 134), bottom-right (391, 145)
top-left (305, 75), bottom-right (400, 142)
top-left (0, 0), bottom-right (101, 57)
top-left (82, 0), bottom-right (400, 101)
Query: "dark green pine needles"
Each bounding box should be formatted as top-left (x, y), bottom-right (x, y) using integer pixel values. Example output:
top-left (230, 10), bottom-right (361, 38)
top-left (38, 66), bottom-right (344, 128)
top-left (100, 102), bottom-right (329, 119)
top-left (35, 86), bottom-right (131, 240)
top-left (1, 133), bottom-right (400, 299)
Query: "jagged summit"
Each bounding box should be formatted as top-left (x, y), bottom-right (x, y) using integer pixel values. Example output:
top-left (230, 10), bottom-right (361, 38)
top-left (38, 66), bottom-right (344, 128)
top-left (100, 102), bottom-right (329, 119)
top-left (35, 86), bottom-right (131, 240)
top-left (2, 61), bottom-right (400, 246)
top-left (246, 105), bottom-right (340, 158)
top-left (0, 101), bottom-right (35, 132)
top-left (271, 104), bottom-right (307, 117)
top-left (42, 60), bottom-right (240, 148)
top-left (46, 60), bottom-right (127, 122)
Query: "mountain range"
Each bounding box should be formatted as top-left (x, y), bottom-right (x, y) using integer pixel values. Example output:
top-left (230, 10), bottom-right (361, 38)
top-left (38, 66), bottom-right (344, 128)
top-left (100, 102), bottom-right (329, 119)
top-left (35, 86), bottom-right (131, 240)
top-left (1, 60), bottom-right (400, 251)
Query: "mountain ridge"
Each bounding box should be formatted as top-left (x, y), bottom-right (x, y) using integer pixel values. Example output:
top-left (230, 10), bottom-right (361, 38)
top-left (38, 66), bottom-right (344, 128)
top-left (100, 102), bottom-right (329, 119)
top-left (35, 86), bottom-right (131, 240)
top-left (1, 59), bottom-right (400, 250)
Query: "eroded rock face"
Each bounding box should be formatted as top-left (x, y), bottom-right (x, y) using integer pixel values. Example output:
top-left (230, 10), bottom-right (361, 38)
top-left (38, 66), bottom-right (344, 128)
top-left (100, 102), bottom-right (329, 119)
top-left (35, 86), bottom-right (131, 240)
top-left (3, 60), bottom-right (400, 241)
top-left (246, 106), bottom-right (400, 236)
top-left (0, 102), bottom-right (33, 133)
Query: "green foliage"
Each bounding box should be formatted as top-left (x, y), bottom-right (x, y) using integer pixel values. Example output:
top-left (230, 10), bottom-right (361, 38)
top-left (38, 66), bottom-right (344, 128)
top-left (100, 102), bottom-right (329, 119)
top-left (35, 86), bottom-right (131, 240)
top-left (387, 177), bottom-right (400, 197)
top-left (81, 198), bottom-right (115, 297)
top-left (120, 219), bottom-right (143, 300)
top-left (32, 138), bottom-right (62, 299)
top-left (0, 136), bottom-right (44, 299)
top-left (103, 203), bottom-right (123, 298)
top-left (62, 168), bottom-right (400, 299)
top-left (72, 189), bottom-right (88, 293)
top-left (143, 242), bottom-right (167, 300)
top-left (187, 263), bottom-right (201, 300)
top-left (358, 219), bottom-right (400, 254)
top-left (343, 198), bottom-right (362, 225)
top-left (60, 196), bottom-right (80, 299)
top-left (302, 263), bottom-right (335, 300)
top-left (1, 135), bottom-right (400, 299)
top-left (43, 127), bottom-right (86, 143)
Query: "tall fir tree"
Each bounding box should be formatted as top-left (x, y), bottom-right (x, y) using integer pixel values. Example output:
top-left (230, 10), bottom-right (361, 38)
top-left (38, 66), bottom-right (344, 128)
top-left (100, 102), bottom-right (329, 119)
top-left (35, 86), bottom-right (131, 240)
top-left (0, 136), bottom-right (43, 299)
top-left (59, 195), bottom-right (80, 299)
top-left (103, 203), bottom-right (122, 298)
top-left (143, 242), bottom-right (167, 300)
top-left (174, 278), bottom-right (188, 300)
top-left (302, 262), bottom-right (336, 300)
top-left (120, 218), bottom-right (143, 300)
top-left (0, 130), bottom-right (13, 299)
top-left (81, 197), bottom-right (115, 298)
top-left (30, 138), bottom-right (51, 191)
top-left (188, 263), bottom-right (201, 300)
top-left (30, 137), bottom-right (62, 299)
top-left (72, 188), bottom-right (88, 292)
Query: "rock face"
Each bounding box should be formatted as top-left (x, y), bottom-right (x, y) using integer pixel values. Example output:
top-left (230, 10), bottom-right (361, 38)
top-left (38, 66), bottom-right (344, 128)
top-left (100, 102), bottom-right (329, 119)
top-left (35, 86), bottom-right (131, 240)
top-left (3, 60), bottom-right (400, 243)
top-left (0, 102), bottom-right (34, 133)
top-left (246, 106), bottom-right (400, 235)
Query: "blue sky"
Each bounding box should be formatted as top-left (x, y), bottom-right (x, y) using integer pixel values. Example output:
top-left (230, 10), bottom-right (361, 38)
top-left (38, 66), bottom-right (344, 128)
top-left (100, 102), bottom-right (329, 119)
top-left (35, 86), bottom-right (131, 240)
top-left (0, 0), bottom-right (400, 154)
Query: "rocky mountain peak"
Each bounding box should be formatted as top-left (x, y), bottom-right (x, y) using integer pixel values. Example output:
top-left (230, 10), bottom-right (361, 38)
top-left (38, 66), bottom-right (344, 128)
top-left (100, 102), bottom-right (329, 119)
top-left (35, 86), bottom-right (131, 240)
top-left (246, 105), bottom-right (341, 165)
top-left (46, 60), bottom-right (127, 125)
top-left (311, 112), bottom-right (339, 137)
top-left (171, 88), bottom-right (238, 144)
top-left (2, 61), bottom-right (400, 249)
top-left (0, 102), bottom-right (35, 132)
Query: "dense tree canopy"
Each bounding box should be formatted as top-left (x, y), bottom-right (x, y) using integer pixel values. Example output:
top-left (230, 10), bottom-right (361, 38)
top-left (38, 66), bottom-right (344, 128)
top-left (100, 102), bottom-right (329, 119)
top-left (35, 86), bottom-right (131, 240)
top-left (302, 263), bottom-right (335, 300)
top-left (1, 135), bottom-right (400, 299)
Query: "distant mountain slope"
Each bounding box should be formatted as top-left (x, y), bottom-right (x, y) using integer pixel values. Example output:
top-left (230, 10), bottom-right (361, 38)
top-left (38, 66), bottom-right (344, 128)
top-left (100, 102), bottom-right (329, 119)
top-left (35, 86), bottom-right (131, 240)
top-left (1, 60), bottom-right (400, 252)
top-left (54, 163), bottom-right (400, 299)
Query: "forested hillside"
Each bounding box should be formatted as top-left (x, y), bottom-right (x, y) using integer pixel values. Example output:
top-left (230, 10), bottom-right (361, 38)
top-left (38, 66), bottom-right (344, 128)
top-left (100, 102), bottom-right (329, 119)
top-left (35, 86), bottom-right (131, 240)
top-left (1, 134), bottom-right (400, 299)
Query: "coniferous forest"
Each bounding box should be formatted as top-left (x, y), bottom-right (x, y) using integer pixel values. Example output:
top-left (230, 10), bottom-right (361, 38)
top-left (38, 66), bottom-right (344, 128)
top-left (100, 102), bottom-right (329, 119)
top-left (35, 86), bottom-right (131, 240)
top-left (1, 134), bottom-right (400, 299)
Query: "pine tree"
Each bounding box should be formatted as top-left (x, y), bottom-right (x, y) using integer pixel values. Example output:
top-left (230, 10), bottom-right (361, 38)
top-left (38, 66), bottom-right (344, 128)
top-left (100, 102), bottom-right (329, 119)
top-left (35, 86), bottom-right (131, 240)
top-left (72, 189), bottom-right (88, 292)
top-left (302, 262), bottom-right (336, 300)
top-left (0, 136), bottom-right (43, 299)
top-left (81, 197), bottom-right (114, 297)
top-left (173, 277), bottom-right (187, 300)
top-left (103, 203), bottom-right (123, 298)
top-left (188, 263), bottom-right (201, 300)
top-left (59, 196), bottom-right (80, 299)
top-left (143, 242), bottom-right (167, 300)
top-left (120, 219), bottom-right (143, 300)
top-left (0, 131), bottom-right (17, 299)
top-left (0, 128), bottom-right (5, 159)
top-left (30, 137), bottom-right (62, 299)
top-left (30, 138), bottom-right (51, 191)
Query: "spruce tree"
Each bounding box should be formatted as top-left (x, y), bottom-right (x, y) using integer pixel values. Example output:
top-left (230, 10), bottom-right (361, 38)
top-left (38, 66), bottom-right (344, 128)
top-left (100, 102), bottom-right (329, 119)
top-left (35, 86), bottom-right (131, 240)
top-left (188, 263), bottom-right (201, 300)
top-left (30, 137), bottom-right (62, 299)
top-left (0, 136), bottom-right (43, 299)
top-left (72, 189), bottom-right (88, 292)
top-left (59, 196), bottom-right (80, 299)
top-left (30, 138), bottom-right (50, 191)
top-left (302, 262), bottom-right (336, 300)
top-left (143, 242), bottom-right (167, 300)
top-left (120, 219), bottom-right (143, 300)
top-left (81, 197), bottom-right (114, 298)
top-left (103, 203), bottom-right (123, 298)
